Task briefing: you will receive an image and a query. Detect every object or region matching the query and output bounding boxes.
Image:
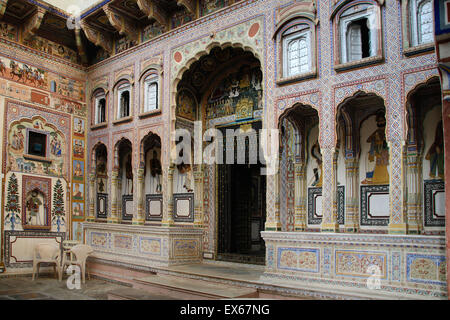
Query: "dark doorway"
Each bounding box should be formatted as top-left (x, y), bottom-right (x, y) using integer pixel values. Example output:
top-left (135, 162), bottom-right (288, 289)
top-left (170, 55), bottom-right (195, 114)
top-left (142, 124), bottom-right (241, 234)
top-left (217, 122), bottom-right (266, 265)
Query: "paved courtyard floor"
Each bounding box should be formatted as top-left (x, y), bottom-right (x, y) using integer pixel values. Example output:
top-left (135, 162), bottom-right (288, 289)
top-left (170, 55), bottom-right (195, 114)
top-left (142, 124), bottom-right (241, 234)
top-left (0, 274), bottom-right (129, 300)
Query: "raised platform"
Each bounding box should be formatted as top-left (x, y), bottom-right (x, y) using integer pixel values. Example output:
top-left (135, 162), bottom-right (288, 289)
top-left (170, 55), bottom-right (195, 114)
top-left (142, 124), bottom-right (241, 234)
top-left (108, 288), bottom-right (175, 300)
top-left (133, 274), bottom-right (258, 299)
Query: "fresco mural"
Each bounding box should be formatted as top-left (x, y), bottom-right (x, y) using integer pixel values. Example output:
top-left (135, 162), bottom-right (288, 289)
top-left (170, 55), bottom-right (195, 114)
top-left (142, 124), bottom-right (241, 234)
top-left (205, 66), bottom-right (262, 120)
top-left (8, 118), bottom-right (66, 177)
top-left (142, 22), bottom-right (166, 42)
top-left (23, 35), bottom-right (79, 64)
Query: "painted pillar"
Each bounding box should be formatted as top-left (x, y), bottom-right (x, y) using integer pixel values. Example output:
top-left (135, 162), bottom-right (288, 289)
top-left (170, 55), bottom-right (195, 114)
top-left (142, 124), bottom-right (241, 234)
top-left (405, 154), bottom-right (422, 234)
top-left (133, 168), bottom-right (145, 225)
top-left (87, 172), bottom-right (96, 222)
top-left (344, 158), bottom-right (359, 232)
top-left (443, 98), bottom-right (450, 299)
top-left (266, 171), bottom-right (282, 231)
top-left (321, 147), bottom-right (339, 232)
top-left (193, 164), bottom-right (203, 227)
top-left (294, 162), bottom-right (306, 231)
top-left (162, 165), bottom-right (175, 226)
top-left (388, 140), bottom-right (408, 234)
top-left (108, 169), bottom-right (120, 223)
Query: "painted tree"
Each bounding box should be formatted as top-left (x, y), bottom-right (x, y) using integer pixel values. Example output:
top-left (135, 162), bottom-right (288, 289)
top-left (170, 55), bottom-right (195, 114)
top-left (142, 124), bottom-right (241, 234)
top-left (5, 173), bottom-right (21, 230)
top-left (52, 179), bottom-right (65, 231)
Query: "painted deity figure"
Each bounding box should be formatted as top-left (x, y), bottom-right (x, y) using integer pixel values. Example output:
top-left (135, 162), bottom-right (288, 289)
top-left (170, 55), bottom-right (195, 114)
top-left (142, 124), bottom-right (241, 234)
top-left (26, 191), bottom-right (43, 226)
top-left (426, 121), bottom-right (444, 180)
top-left (74, 162), bottom-right (83, 178)
top-left (125, 154), bottom-right (133, 195)
top-left (11, 128), bottom-right (24, 151)
top-left (311, 140), bottom-right (323, 187)
top-left (362, 112), bottom-right (389, 185)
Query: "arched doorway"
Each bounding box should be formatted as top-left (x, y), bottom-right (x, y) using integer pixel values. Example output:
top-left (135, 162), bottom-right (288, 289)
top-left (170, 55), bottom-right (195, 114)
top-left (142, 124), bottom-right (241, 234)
top-left (406, 77), bottom-right (445, 234)
top-left (175, 46), bottom-right (266, 264)
top-left (336, 91), bottom-right (388, 232)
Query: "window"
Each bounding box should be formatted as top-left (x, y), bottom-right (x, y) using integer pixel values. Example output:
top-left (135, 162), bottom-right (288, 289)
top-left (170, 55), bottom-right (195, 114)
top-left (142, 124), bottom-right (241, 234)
top-left (339, 4), bottom-right (379, 64)
top-left (282, 24), bottom-right (311, 78)
top-left (410, 0), bottom-right (434, 46)
top-left (27, 131), bottom-right (47, 158)
top-left (144, 74), bottom-right (159, 112)
top-left (117, 83), bottom-right (131, 119)
top-left (94, 92), bottom-right (106, 124)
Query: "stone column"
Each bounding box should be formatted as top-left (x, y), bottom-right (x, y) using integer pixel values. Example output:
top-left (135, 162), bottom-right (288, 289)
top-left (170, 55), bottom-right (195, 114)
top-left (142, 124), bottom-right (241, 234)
top-left (133, 168), bottom-right (145, 225)
top-left (193, 164), bottom-right (203, 227)
top-left (87, 173), bottom-right (96, 222)
top-left (265, 171), bottom-right (282, 231)
top-left (162, 165), bottom-right (175, 227)
top-left (344, 158), bottom-right (359, 232)
top-left (294, 162), bottom-right (306, 231)
top-left (321, 147), bottom-right (339, 232)
top-left (108, 169), bottom-right (120, 223)
top-left (405, 154), bottom-right (422, 234)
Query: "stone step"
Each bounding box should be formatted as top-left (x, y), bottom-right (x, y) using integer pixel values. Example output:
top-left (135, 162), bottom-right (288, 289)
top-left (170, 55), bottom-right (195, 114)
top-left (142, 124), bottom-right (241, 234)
top-left (108, 287), bottom-right (175, 300)
top-left (133, 274), bottom-right (258, 300)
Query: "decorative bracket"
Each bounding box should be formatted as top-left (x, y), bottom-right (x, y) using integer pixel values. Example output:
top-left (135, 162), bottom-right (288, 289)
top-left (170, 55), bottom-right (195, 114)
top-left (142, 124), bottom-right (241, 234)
top-left (22, 7), bottom-right (46, 41)
top-left (136, 0), bottom-right (169, 31)
top-left (0, 0), bottom-right (8, 19)
top-left (80, 20), bottom-right (114, 54)
top-left (177, 0), bottom-right (196, 16)
top-left (103, 4), bottom-right (139, 42)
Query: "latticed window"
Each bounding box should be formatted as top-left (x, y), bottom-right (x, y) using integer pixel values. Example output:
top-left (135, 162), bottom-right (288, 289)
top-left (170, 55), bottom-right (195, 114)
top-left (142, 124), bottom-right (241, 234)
top-left (282, 24), bottom-right (311, 78)
top-left (410, 0), bottom-right (434, 46)
top-left (144, 74), bottom-right (159, 112)
top-left (417, 0), bottom-right (433, 44)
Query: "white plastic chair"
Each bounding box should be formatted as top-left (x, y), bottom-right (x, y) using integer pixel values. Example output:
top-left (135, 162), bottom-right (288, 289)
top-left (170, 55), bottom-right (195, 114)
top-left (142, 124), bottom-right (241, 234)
top-left (32, 243), bottom-right (61, 281)
top-left (59, 244), bottom-right (93, 284)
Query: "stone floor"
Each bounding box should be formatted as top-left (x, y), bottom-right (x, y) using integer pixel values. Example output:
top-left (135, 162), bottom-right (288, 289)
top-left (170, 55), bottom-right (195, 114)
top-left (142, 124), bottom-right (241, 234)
top-left (0, 274), bottom-right (130, 300)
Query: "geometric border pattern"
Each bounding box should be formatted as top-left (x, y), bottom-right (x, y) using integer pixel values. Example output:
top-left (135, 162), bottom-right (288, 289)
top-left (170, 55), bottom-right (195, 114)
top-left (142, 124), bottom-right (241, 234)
top-left (173, 193), bottom-right (194, 223)
top-left (308, 186), bottom-right (345, 225)
top-left (4, 230), bottom-right (65, 268)
top-left (145, 194), bottom-right (163, 222)
top-left (360, 185), bottom-right (390, 226)
top-left (423, 180), bottom-right (445, 227)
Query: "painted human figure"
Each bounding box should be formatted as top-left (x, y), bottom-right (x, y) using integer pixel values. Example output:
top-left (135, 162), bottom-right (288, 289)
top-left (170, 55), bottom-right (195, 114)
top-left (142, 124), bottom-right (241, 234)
top-left (177, 163), bottom-right (193, 193)
top-left (149, 150), bottom-right (162, 194)
top-left (74, 162), bottom-right (83, 177)
top-left (125, 154), bottom-right (133, 195)
top-left (426, 121), bottom-right (444, 180)
top-left (26, 191), bottom-right (43, 226)
top-left (362, 112), bottom-right (389, 185)
top-left (311, 140), bottom-right (323, 187)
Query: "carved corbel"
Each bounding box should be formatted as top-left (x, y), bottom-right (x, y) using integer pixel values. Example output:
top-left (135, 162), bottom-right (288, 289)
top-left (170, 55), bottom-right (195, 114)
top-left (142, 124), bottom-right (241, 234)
top-left (136, 0), bottom-right (169, 31)
top-left (0, 0), bottom-right (8, 19)
top-left (80, 20), bottom-right (114, 54)
top-left (22, 7), bottom-right (46, 41)
top-left (103, 4), bottom-right (139, 42)
top-left (177, 0), bottom-right (196, 17)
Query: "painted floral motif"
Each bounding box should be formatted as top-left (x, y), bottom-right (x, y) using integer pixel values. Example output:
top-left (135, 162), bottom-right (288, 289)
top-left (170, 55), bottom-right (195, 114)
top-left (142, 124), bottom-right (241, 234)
top-left (140, 238), bottom-right (161, 255)
top-left (336, 251), bottom-right (386, 278)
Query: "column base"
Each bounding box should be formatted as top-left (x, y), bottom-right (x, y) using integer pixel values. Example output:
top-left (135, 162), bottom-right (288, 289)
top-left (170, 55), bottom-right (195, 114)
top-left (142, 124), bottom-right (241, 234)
top-left (265, 221), bottom-right (282, 231)
top-left (161, 220), bottom-right (175, 227)
top-left (107, 217), bottom-right (120, 224)
top-left (86, 216), bottom-right (96, 223)
top-left (406, 223), bottom-right (422, 235)
top-left (344, 223), bottom-right (359, 233)
top-left (132, 218), bottom-right (145, 226)
top-left (388, 223), bottom-right (407, 234)
top-left (321, 223), bottom-right (339, 233)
